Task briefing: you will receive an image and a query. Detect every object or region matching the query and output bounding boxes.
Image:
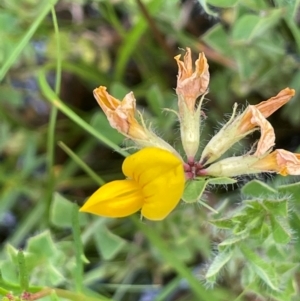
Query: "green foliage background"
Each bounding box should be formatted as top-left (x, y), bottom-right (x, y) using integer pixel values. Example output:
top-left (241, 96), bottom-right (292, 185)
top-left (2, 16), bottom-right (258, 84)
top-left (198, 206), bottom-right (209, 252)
top-left (1, 0), bottom-right (300, 300)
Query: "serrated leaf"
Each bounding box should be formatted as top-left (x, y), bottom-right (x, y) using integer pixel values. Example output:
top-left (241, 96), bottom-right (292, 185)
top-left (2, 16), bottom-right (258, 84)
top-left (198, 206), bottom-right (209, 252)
top-left (205, 248), bottom-right (233, 283)
top-left (269, 215), bottom-right (291, 244)
top-left (240, 244), bottom-right (279, 291)
top-left (182, 179), bottom-right (208, 203)
top-left (94, 226), bottom-right (126, 260)
top-left (242, 180), bottom-right (277, 197)
top-left (50, 193), bottom-right (88, 228)
top-left (263, 199), bottom-right (288, 217)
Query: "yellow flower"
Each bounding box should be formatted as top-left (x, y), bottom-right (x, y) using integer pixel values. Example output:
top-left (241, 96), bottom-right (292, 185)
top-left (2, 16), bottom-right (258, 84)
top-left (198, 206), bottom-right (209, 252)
top-left (94, 86), bottom-right (180, 157)
top-left (200, 88), bottom-right (295, 166)
top-left (174, 48), bottom-right (210, 160)
top-left (80, 147), bottom-right (185, 220)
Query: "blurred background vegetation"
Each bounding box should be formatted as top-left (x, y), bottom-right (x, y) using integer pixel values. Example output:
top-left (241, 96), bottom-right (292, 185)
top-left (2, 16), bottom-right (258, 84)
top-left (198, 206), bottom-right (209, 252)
top-left (1, 0), bottom-right (300, 300)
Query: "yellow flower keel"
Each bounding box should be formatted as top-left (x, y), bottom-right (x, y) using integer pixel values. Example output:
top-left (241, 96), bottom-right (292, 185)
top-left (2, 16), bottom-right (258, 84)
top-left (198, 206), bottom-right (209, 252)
top-left (79, 180), bottom-right (144, 218)
top-left (80, 147), bottom-right (185, 220)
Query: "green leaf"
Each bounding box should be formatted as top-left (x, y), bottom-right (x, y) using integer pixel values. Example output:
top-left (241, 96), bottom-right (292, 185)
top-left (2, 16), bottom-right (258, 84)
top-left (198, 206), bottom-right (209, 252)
top-left (231, 10), bottom-right (283, 42)
top-left (202, 24), bottom-right (231, 55)
top-left (94, 226), bottom-right (126, 261)
top-left (205, 248), bottom-right (233, 283)
top-left (278, 182), bottom-right (300, 202)
top-left (27, 231), bottom-right (60, 258)
top-left (218, 234), bottom-right (248, 250)
top-left (240, 244), bottom-right (279, 291)
top-left (90, 112), bottom-right (124, 146)
top-left (241, 0), bottom-right (269, 10)
top-left (12, 231), bottom-right (66, 286)
top-left (263, 199), bottom-right (288, 217)
top-left (182, 179), bottom-right (208, 203)
top-left (232, 14), bottom-right (259, 41)
top-left (248, 216), bottom-right (265, 236)
top-left (242, 180), bottom-right (277, 197)
top-left (145, 84), bottom-right (165, 116)
top-left (209, 218), bottom-right (234, 229)
top-left (110, 82), bottom-right (130, 100)
top-left (206, 0), bottom-right (239, 7)
top-left (50, 193), bottom-right (88, 228)
top-left (276, 262), bottom-right (297, 275)
top-left (268, 277), bottom-right (297, 301)
top-left (269, 215), bottom-right (291, 244)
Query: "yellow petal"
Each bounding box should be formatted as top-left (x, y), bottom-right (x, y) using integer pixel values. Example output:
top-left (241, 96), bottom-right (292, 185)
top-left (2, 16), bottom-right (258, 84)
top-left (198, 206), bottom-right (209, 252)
top-left (80, 180), bottom-right (144, 218)
top-left (140, 163), bottom-right (185, 220)
top-left (122, 147), bottom-right (185, 220)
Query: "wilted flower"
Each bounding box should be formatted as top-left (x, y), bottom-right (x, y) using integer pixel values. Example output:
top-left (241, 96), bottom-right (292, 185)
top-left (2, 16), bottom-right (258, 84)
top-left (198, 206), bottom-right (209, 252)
top-left (80, 147), bottom-right (185, 220)
top-left (201, 149), bottom-right (300, 178)
top-left (174, 48), bottom-right (209, 109)
top-left (200, 88), bottom-right (295, 166)
top-left (174, 48), bottom-right (210, 161)
top-left (200, 89), bottom-right (300, 178)
top-left (93, 86), bottom-right (181, 158)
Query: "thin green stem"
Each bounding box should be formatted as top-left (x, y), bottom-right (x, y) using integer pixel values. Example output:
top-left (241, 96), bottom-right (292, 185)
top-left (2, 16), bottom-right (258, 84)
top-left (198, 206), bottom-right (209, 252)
top-left (38, 71), bottom-right (128, 157)
top-left (45, 6), bottom-right (61, 223)
top-left (30, 287), bottom-right (111, 301)
top-left (0, 0), bottom-right (59, 81)
top-left (72, 205), bottom-right (84, 293)
top-left (58, 141), bottom-right (105, 185)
